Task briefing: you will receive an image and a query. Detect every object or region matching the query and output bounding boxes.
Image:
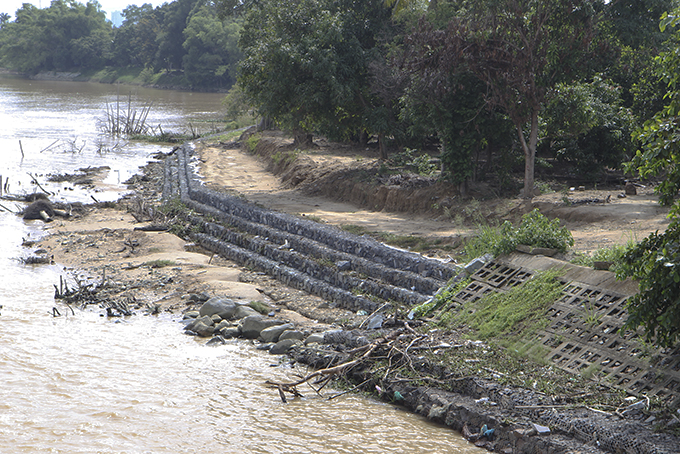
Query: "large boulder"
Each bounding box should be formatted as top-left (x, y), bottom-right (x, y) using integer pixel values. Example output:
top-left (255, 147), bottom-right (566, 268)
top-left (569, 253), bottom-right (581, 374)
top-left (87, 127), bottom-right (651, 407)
top-left (259, 323), bottom-right (295, 343)
top-left (199, 297), bottom-right (239, 319)
top-left (190, 320), bottom-right (215, 337)
top-left (279, 330), bottom-right (305, 342)
top-left (239, 315), bottom-right (286, 339)
top-left (184, 315), bottom-right (214, 332)
top-left (233, 305), bottom-right (260, 319)
top-left (270, 339), bottom-right (302, 355)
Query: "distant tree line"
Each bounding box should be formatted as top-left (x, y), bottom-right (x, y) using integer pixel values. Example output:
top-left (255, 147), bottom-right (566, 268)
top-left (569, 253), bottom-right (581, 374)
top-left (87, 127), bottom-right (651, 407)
top-left (0, 0), bottom-right (242, 88)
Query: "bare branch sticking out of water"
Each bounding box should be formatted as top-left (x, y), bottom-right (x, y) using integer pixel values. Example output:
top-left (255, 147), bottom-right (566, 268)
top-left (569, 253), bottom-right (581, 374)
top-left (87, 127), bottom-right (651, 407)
top-left (100, 93), bottom-right (154, 136)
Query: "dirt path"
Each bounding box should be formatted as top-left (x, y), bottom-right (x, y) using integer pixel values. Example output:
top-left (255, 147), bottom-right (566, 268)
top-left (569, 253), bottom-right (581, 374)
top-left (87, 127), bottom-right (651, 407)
top-left (197, 140), bottom-right (672, 255)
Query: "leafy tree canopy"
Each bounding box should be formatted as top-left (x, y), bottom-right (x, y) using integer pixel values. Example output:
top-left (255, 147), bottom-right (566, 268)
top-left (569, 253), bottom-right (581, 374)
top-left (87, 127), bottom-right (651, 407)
top-left (238, 0), bottom-right (393, 145)
top-left (619, 7), bottom-right (680, 348)
top-left (405, 0), bottom-right (599, 199)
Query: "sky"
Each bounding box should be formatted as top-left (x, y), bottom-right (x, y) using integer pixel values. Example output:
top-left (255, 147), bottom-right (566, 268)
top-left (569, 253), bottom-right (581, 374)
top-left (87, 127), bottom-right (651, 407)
top-left (2, 1), bottom-right (169, 20)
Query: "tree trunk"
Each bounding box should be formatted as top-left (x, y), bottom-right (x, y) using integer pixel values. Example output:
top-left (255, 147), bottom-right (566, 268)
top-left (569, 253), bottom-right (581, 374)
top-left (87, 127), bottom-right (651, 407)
top-left (258, 116), bottom-right (274, 131)
top-left (378, 133), bottom-right (388, 160)
top-left (517, 109), bottom-right (538, 201)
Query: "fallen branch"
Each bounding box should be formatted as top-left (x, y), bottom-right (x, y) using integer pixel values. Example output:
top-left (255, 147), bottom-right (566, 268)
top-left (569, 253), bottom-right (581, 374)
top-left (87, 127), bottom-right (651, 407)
top-left (266, 331), bottom-right (399, 402)
top-left (27, 172), bottom-right (53, 196)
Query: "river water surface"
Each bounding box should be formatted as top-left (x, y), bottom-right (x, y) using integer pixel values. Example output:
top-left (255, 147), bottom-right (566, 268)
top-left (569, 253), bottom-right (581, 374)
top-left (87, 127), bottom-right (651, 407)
top-left (0, 78), bottom-right (479, 453)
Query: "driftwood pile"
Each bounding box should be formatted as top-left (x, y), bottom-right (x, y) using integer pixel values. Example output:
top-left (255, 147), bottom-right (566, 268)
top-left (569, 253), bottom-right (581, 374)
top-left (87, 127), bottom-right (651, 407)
top-left (265, 323), bottom-right (452, 403)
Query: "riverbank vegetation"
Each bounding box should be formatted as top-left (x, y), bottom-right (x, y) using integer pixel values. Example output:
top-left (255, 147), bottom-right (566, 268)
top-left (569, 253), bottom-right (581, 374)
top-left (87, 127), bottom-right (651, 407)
top-left (0, 0), bottom-right (242, 90)
top-left (3, 0), bottom-right (680, 357)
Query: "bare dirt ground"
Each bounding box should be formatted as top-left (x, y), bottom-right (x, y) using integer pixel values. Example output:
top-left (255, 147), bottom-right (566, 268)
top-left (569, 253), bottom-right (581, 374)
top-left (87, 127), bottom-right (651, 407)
top-left (197, 134), bottom-right (672, 257)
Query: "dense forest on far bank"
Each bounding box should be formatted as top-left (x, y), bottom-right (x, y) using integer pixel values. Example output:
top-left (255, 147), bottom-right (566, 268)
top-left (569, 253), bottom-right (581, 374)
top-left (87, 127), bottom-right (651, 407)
top-left (0, 0), bottom-right (241, 90)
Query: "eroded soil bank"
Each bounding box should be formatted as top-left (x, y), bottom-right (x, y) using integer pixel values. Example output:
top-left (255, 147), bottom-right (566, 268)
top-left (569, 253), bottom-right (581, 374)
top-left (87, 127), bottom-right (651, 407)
top-left (31, 132), bottom-right (680, 453)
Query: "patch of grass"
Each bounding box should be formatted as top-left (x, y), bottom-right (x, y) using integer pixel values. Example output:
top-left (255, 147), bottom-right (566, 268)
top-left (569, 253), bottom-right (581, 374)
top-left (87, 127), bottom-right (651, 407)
top-left (462, 209), bottom-right (573, 261)
top-left (341, 225), bottom-right (458, 253)
top-left (412, 277), bottom-right (471, 318)
top-left (300, 214), bottom-right (324, 223)
top-left (439, 269), bottom-right (565, 345)
top-left (341, 224), bottom-right (371, 235)
top-left (213, 130), bottom-right (243, 142)
top-left (143, 259), bottom-right (176, 268)
top-left (246, 134), bottom-right (261, 153)
top-left (570, 241), bottom-right (635, 273)
top-left (249, 300), bottom-right (270, 315)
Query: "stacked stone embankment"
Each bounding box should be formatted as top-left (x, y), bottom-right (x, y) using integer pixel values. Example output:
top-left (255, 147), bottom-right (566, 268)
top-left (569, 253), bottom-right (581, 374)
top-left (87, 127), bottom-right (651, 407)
top-left (164, 142), bottom-right (456, 315)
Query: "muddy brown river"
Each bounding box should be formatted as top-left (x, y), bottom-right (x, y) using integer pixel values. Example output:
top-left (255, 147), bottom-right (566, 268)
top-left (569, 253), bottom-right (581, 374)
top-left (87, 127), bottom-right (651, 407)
top-left (0, 77), bottom-right (479, 453)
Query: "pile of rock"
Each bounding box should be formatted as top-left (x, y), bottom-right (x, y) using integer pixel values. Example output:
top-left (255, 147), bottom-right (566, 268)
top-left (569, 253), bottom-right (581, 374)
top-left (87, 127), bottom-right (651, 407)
top-left (182, 296), bottom-right (322, 354)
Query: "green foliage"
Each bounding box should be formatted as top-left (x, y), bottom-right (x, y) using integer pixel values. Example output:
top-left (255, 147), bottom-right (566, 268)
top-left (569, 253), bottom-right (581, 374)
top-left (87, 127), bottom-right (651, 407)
top-left (464, 209), bottom-right (573, 259)
top-left (238, 0), bottom-right (394, 141)
top-left (629, 26), bottom-right (680, 208)
top-left (543, 77), bottom-right (636, 180)
top-left (272, 149), bottom-right (300, 166)
top-left (0, 1), bottom-right (112, 73)
top-left (245, 134), bottom-right (260, 153)
top-left (443, 269), bottom-right (565, 342)
top-left (462, 223), bottom-right (512, 260)
top-left (181, 4), bottom-right (242, 88)
top-left (617, 223), bottom-right (680, 348)
top-left (412, 277), bottom-right (471, 318)
top-left (388, 148), bottom-right (438, 175)
top-left (512, 209), bottom-right (574, 253)
top-left (222, 84), bottom-right (257, 128)
top-left (402, 71), bottom-right (513, 185)
top-left (248, 300), bottom-right (270, 315)
top-left (570, 242), bottom-right (635, 273)
top-left (143, 259), bottom-right (176, 268)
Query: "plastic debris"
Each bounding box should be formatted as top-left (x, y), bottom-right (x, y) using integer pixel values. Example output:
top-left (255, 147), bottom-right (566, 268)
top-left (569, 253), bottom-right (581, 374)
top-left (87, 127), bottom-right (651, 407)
top-left (394, 391), bottom-right (404, 401)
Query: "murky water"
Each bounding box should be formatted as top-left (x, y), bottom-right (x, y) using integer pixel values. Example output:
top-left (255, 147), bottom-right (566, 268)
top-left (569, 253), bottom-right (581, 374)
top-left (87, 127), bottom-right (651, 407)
top-left (0, 78), bottom-right (479, 453)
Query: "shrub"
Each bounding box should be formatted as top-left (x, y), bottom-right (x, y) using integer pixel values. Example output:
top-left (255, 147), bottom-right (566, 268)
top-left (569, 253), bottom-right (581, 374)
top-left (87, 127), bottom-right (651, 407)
top-left (464, 209), bottom-right (573, 259)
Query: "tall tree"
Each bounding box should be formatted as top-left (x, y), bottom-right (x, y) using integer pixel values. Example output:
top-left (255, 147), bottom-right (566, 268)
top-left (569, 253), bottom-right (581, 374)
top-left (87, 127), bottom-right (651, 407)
top-left (238, 0), bottom-right (393, 146)
top-left (182, 3), bottom-right (242, 88)
top-left (407, 0), bottom-right (598, 199)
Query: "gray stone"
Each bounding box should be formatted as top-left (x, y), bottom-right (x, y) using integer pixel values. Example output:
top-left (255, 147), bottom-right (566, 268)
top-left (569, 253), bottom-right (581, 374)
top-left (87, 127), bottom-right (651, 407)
top-left (206, 336), bottom-right (226, 346)
top-left (199, 297), bottom-right (239, 319)
top-left (260, 323), bottom-right (295, 343)
top-left (188, 292), bottom-right (210, 302)
top-left (336, 260), bottom-right (351, 271)
top-left (464, 257), bottom-right (486, 275)
top-left (256, 342), bottom-right (274, 351)
top-left (305, 332), bottom-right (325, 344)
top-left (191, 320), bottom-right (215, 337)
top-left (531, 423), bottom-right (551, 436)
top-left (184, 315), bottom-right (214, 332)
top-left (233, 305), bottom-right (260, 320)
top-left (219, 326), bottom-right (241, 339)
top-left (239, 315), bottom-right (286, 339)
top-left (279, 330), bottom-right (305, 341)
top-left (270, 339), bottom-right (301, 355)
top-left (214, 320), bottom-right (231, 331)
top-left (211, 314), bottom-right (223, 324)
top-left (366, 314), bottom-right (384, 329)
top-left (182, 311), bottom-right (200, 320)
